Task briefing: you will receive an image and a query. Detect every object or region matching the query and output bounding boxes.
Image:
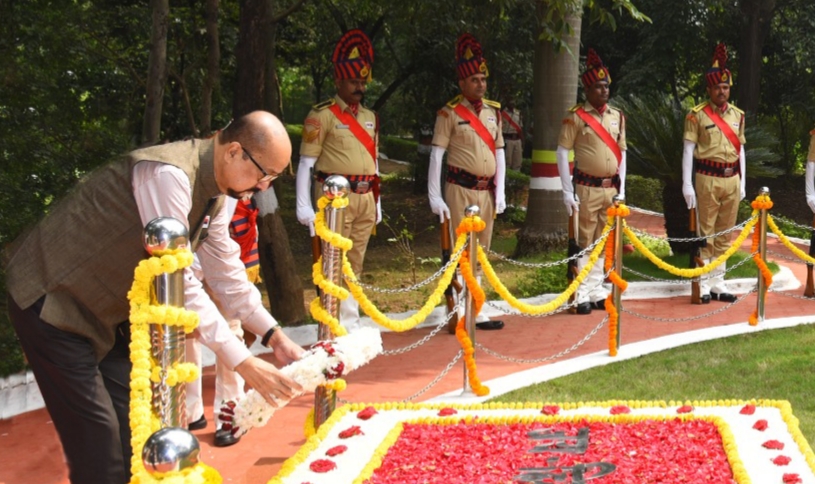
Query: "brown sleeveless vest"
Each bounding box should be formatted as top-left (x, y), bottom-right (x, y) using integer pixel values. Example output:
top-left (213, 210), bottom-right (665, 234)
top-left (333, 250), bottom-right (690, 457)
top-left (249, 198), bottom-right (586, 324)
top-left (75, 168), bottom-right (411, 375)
top-left (4, 138), bottom-right (224, 360)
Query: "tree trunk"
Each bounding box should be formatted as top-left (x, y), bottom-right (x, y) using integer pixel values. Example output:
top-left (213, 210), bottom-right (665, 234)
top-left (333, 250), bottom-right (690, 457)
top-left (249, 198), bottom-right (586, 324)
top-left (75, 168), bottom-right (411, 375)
top-left (737, 0), bottom-right (776, 114)
top-left (264, 14), bottom-right (282, 118)
top-left (662, 180), bottom-right (694, 255)
top-left (141, 0), bottom-right (169, 146)
top-left (234, 0), bottom-right (306, 325)
top-left (199, 0), bottom-right (220, 136)
top-left (516, 3), bottom-right (582, 257)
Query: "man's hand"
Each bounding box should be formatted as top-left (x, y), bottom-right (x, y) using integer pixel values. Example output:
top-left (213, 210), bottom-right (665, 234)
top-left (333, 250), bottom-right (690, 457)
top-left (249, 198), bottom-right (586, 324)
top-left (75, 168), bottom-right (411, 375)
top-left (234, 356), bottom-right (303, 407)
top-left (268, 329), bottom-right (305, 366)
top-left (682, 183), bottom-right (697, 209)
top-left (562, 191), bottom-right (579, 216)
top-left (429, 196), bottom-right (451, 223)
top-left (807, 195), bottom-right (815, 214)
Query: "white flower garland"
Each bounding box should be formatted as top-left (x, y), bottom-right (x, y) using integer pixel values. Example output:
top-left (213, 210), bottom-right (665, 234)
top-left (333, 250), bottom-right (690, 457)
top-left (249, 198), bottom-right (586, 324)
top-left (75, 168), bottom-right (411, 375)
top-left (232, 328), bottom-right (383, 437)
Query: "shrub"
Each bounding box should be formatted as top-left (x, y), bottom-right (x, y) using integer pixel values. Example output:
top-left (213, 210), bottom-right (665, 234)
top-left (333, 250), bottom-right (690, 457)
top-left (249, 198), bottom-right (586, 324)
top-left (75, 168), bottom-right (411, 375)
top-left (625, 175), bottom-right (664, 213)
top-left (380, 136), bottom-right (418, 164)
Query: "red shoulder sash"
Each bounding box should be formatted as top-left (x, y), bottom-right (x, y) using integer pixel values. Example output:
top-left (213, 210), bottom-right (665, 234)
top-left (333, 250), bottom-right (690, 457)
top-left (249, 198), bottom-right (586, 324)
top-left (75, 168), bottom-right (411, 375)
top-left (574, 107), bottom-right (622, 165)
top-left (453, 104), bottom-right (496, 156)
top-left (702, 104), bottom-right (742, 154)
top-left (328, 104), bottom-right (377, 162)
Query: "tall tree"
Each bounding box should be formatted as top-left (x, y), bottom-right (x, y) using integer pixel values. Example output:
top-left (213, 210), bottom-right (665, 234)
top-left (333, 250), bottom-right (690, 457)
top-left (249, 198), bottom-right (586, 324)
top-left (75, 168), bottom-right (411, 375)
top-left (199, 0), bottom-right (221, 136)
top-left (738, 0), bottom-right (777, 114)
top-left (142, 0), bottom-right (170, 145)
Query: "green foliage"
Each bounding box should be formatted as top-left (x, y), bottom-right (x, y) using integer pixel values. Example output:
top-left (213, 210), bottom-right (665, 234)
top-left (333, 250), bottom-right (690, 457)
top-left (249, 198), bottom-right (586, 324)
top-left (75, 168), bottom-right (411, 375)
top-left (516, 250), bottom-right (569, 296)
top-left (380, 137), bottom-right (418, 164)
top-left (625, 175), bottom-right (664, 212)
top-left (0, 310), bottom-right (25, 378)
top-left (286, 124), bottom-right (303, 163)
top-left (506, 169), bottom-right (531, 208)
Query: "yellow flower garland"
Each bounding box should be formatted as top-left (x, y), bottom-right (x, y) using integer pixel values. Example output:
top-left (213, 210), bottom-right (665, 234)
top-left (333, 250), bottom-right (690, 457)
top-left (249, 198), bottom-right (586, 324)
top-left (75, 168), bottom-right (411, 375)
top-left (314, 197), bottom-right (353, 252)
top-left (623, 215), bottom-right (757, 278)
top-left (341, 232), bottom-right (468, 333)
top-left (748, 197), bottom-right (774, 326)
top-left (455, 250), bottom-right (490, 396)
top-left (602, 204), bottom-right (632, 357)
top-left (127, 250), bottom-right (220, 484)
top-left (308, 297), bottom-right (348, 337)
top-left (767, 215), bottom-right (815, 265)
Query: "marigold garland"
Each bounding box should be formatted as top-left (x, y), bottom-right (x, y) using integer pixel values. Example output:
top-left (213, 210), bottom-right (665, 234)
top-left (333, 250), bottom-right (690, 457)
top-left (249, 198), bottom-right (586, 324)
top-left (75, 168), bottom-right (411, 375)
top-left (455, 250), bottom-right (490, 396)
top-left (341, 232), bottom-right (468, 333)
top-left (314, 197), bottom-right (353, 252)
top-left (623, 215), bottom-right (758, 278)
top-left (748, 220), bottom-right (773, 327)
top-left (477, 227), bottom-right (609, 315)
top-left (127, 250), bottom-right (221, 483)
top-left (767, 216), bottom-right (815, 265)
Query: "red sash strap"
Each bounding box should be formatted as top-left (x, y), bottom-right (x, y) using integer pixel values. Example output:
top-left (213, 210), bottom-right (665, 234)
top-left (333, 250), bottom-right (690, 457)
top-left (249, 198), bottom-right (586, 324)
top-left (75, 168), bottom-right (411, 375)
top-left (702, 104), bottom-right (742, 154)
top-left (453, 104), bottom-right (496, 156)
top-left (328, 104), bottom-right (378, 162)
top-left (574, 107), bottom-right (622, 166)
top-left (501, 111), bottom-right (522, 136)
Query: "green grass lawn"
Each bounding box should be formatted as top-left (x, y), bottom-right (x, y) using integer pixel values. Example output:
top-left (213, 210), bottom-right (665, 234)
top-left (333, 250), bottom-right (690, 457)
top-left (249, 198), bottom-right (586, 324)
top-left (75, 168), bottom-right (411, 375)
top-left (492, 323), bottom-right (815, 443)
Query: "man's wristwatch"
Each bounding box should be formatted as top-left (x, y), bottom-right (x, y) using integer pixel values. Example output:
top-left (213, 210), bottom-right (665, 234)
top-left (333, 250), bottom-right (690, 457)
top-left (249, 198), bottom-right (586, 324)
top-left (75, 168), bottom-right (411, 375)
top-left (261, 325), bottom-right (279, 347)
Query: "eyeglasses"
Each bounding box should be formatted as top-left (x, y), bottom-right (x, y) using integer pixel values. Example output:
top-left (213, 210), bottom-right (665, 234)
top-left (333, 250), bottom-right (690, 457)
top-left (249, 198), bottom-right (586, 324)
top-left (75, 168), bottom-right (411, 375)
top-left (242, 148), bottom-right (279, 184)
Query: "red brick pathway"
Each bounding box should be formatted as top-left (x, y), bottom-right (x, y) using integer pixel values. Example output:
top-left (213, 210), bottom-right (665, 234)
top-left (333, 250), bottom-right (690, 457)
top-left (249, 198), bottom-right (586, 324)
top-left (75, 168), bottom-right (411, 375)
top-left (3, 209), bottom-right (815, 484)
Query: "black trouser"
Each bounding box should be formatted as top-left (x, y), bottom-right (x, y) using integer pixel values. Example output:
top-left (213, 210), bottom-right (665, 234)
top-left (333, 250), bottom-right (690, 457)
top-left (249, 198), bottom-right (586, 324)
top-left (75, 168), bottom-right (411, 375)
top-left (8, 295), bottom-right (132, 484)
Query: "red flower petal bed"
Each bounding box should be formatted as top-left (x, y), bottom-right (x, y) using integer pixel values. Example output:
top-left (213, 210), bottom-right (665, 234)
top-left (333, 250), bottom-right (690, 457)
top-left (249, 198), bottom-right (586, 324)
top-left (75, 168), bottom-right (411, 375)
top-left (366, 419), bottom-right (735, 483)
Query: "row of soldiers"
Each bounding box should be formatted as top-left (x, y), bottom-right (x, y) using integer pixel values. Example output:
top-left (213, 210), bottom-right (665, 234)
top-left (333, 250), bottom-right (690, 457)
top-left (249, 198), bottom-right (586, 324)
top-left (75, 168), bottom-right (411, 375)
top-left (297, 30), bottom-right (812, 323)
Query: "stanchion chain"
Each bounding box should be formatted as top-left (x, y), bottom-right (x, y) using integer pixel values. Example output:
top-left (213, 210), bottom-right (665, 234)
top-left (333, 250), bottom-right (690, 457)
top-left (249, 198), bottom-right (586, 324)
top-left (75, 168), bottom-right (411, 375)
top-left (622, 289), bottom-right (755, 322)
top-left (475, 317), bottom-right (607, 364)
top-left (485, 227), bottom-right (611, 269)
top-left (346, 243), bottom-right (467, 293)
top-left (382, 298), bottom-right (465, 356)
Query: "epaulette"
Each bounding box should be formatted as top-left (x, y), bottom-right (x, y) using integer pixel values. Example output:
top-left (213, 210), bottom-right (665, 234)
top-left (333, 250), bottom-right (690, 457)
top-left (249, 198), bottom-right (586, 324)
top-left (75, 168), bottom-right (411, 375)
top-left (568, 104), bottom-right (582, 113)
top-left (691, 102), bottom-right (708, 113)
top-left (483, 99), bottom-right (501, 109)
top-left (730, 104), bottom-right (744, 115)
top-left (446, 95), bottom-right (463, 109)
top-left (312, 98), bottom-right (335, 111)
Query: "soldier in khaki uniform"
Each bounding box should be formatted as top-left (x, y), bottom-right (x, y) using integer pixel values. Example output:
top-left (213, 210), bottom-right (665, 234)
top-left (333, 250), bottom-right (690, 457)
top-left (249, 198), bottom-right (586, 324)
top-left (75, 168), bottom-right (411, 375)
top-left (501, 100), bottom-right (524, 171)
top-left (429, 33), bottom-right (506, 332)
top-left (805, 128), bottom-right (815, 213)
top-left (297, 29), bottom-right (379, 331)
top-left (557, 49), bottom-right (627, 315)
top-left (682, 43), bottom-right (746, 303)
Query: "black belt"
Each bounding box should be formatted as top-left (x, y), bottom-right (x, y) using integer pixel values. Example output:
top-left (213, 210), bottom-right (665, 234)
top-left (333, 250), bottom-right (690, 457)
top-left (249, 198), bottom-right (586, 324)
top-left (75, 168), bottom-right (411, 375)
top-left (446, 166), bottom-right (494, 191)
top-left (573, 169), bottom-right (619, 189)
top-left (695, 159), bottom-right (740, 178)
top-left (503, 133), bottom-right (521, 140)
top-left (315, 171), bottom-right (377, 194)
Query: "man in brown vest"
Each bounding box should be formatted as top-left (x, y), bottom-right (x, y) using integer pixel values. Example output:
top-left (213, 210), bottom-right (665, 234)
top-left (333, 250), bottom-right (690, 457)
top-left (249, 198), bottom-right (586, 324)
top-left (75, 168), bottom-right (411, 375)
top-left (682, 44), bottom-right (746, 304)
top-left (429, 33), bottom-right (506, 332)
top-left (297, 29), bottom-right (380, 332)
top-left (3, 111), bottom-right (304, 483)
top-left (557, 49), bottom-right (627, 315)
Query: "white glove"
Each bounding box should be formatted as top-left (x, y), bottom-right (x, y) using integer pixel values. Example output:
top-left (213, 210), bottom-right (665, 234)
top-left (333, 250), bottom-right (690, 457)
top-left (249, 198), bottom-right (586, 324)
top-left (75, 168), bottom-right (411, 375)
top-left (682, 140), bottom-right (697, 209)
top-left (495, 148), bottom-right (507, 214)
top-left (296, 156), bottom-right (317, 227)
top-left (376, 198), bottom-right (382, 224)
top-left (739, 145), bottom-right (746, 201)
top-left (556, 145), bottom-right (578, 215)
top-left (617, 150), bottom-right (627, 200)
top-left (806, 162), bottom-right (815, 213)
top-left (562, 190), bottom-right (579, 216)
top-left (428, 145), bottom-right (451, 223)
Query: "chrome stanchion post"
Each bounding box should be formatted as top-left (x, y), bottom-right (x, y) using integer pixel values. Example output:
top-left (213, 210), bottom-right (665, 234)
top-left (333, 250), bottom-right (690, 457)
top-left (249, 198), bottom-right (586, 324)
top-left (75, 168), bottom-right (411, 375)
top-left (313, 175), bottom-right (349, 428)
top-left (612, 195), bottom-right (624, 349)
top-left (143, 217), bottom-right (189, 429)
top-left (756, 187), bottom-right (770, 323)
top-left (461, 205), bottom-right (480, 396)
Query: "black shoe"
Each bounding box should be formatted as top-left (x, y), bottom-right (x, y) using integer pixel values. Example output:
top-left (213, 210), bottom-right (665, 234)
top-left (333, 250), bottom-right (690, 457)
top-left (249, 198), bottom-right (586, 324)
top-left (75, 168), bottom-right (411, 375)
top-left (576, 302), bottom-right (592, 315)
top-left (711, 291), bottom-right (736, 302)
top-left (475, 320), bottom-right (504, 330)
top-left (590, 300), bottom-right (606, 310)
top-left (188, 415), bottom-right (207, 431)
top-left (214, 428), bottom-right (241, 447)
top-left (700, 294), bottom-right (711, 304)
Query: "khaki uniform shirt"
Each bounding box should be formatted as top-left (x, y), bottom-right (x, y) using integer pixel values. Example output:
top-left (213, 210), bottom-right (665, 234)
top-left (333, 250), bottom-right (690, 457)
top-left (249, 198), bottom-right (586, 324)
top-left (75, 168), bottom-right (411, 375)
top-left (501, 109), bottom-right (522, 135)
top-left (684, 102), bottom-right (746, 163)
top-left (808, 128), bottom-right (815, 161)
top-left (558, 102), bottom-right (626, 178)
top-left (300, 95), bottom-right (378, 176)
top-left (432, 96), bottom-right (505, 177)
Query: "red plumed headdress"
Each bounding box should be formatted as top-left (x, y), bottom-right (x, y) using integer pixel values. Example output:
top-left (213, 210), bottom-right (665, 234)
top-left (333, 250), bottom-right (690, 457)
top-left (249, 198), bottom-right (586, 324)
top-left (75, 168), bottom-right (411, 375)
top-left (581, 48), bottom-right (611, 87)
top-left (705, 43), bottom-right (732, 87)
top-left (456, 33), bottom-right (488, 80)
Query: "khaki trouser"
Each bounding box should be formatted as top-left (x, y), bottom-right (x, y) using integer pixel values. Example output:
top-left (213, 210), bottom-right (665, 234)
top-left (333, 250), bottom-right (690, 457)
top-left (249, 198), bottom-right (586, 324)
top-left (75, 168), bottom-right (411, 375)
top-left (313, 183), bottom-right (376, 276)
top-left (444, 182), bottom-right (495, 249)
top-left (696, 173), bottom-right (740, 260)
top-left (574, 184), bottom-right (617, 303)
top-left (505, 139), bottom-right (523, 171)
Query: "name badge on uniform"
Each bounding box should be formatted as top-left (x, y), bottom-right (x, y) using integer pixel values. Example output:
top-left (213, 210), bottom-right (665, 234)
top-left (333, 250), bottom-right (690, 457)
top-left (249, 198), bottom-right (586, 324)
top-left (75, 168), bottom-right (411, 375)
top-left (611, 121), bottom-right (618, 127)
top-left (201, 215), bottom-right (211, 229)
top-left (336, 124), bottom-right (349, 129)
top-left (487, 116), bottom-right (496, 123)
top-left (364, 121), bottom-right (375, 129)
top-left (731, 123), bottom-right (739, 128)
